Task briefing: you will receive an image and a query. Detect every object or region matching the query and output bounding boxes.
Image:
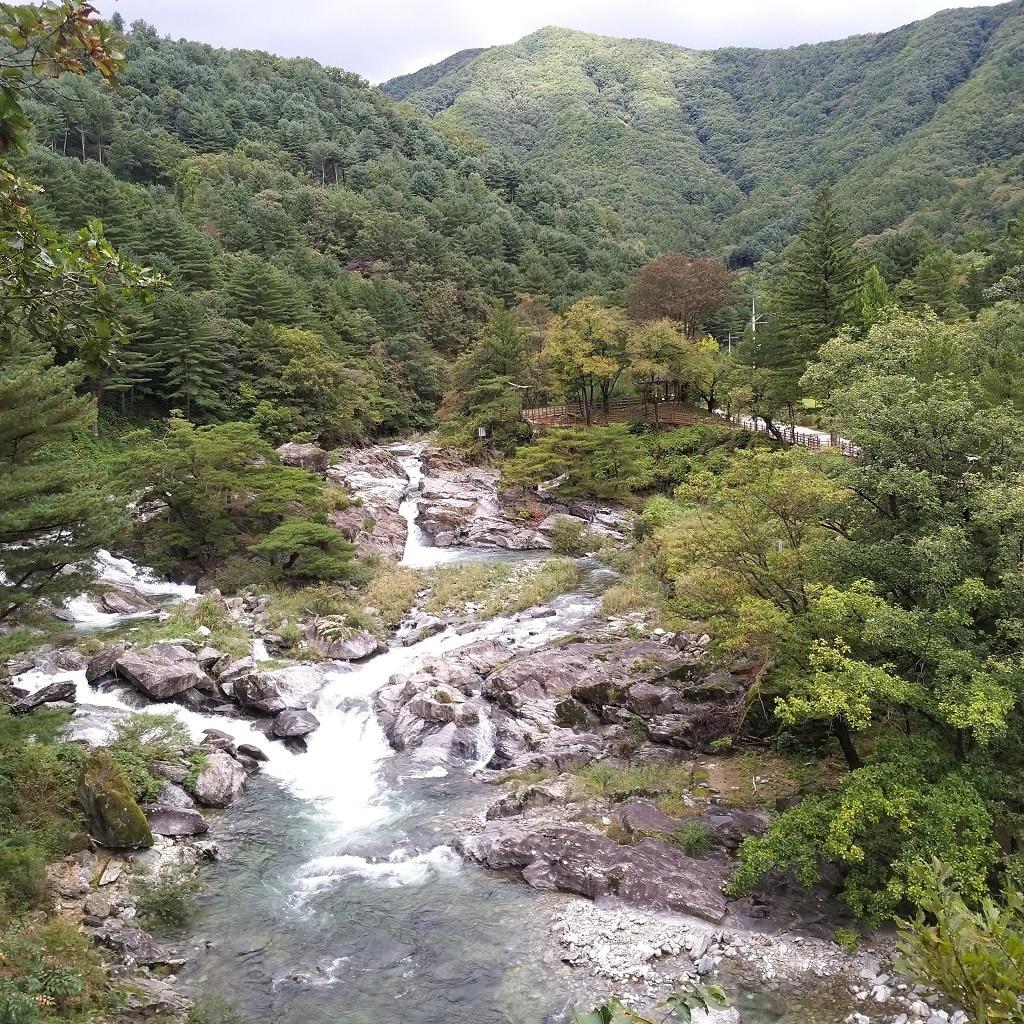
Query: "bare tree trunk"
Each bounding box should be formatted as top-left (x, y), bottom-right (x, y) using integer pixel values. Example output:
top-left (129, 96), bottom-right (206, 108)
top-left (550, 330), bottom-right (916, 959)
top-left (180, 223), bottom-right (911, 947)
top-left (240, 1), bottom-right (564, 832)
top-left (834, 717), bottom-right (862, 770)
top-left (80, 128), bottom-right (86, 161)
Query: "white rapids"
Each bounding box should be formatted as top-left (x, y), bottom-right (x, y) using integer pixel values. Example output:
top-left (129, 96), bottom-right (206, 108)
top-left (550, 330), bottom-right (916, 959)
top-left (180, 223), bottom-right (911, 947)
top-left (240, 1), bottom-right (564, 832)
top-left (13, 445), bottom-right (600, 896)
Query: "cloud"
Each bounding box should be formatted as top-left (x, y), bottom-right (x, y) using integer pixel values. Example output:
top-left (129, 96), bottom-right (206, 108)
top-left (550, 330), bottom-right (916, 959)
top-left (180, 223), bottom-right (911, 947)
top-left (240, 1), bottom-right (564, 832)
top-left (96, 0), bottom-right (997, 83)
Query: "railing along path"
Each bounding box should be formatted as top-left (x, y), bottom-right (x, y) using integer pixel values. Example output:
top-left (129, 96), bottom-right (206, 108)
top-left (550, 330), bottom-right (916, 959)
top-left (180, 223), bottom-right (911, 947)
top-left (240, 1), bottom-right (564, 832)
top-left (521, 398), bottom-right (860, 458)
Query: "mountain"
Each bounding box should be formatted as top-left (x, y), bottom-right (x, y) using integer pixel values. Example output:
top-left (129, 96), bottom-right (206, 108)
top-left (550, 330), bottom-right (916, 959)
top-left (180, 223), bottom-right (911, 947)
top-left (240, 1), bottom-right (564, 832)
top-left (382, 47), bottom-right (489, 100)
top-left (18, 24), bottom-right (640, 436)
top-left (383, 4), bottom-right (1024, 261)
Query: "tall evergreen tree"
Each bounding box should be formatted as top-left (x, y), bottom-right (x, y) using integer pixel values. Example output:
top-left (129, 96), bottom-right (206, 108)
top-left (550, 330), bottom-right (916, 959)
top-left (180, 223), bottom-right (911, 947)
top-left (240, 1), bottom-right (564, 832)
top-left (0, 3), bottom-right (151, 621)
top-left (226, 255), bottom-right (303, 325)
top-left (138, 292), bottom-right (232, 420)
top-left (775, 187), bottom-right (864, 380)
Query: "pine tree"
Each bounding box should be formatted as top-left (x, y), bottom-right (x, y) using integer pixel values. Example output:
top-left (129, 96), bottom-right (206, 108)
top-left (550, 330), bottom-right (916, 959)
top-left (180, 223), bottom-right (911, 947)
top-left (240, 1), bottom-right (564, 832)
top-left (859, 265), bottom-right (894, 332)
top-left (138, 292), bottom-right (232, 420)
top-left (226, 255), bottom-right (302, 325)
top-left (776, 187), bottom-right (865, 374)
top-left (0, 347), bottom-right (124, 622)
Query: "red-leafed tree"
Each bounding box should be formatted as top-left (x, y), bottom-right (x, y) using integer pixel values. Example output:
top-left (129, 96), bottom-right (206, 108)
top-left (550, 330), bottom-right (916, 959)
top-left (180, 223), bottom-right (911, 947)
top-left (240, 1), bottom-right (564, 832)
top-left (627, 253), bottom-right (735, 337)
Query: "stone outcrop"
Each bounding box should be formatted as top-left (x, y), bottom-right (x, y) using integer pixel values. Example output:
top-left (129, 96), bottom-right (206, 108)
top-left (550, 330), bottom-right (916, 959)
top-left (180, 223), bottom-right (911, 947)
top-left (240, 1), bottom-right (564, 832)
top-left (77, 750), bottom-right (154, 849)
top-left (414, 447), bottom-right (627, 551)
top-left (416, 450), bottom-right (540, 550)
top-left (459, 821), bottom-right (729, 923)
top-left (304, 618), bottom-right (383, 661)
top-left (326, 446), bottom-right (410, 559)
top-left (276, 441), bottom-right (329, 473)
top-left (113, 642), bottom-right (210, 699)
top-left (375, 639), bottom-right (513, 755)
top-left (12, 679), bottom-right (77, 713)
top-left (191, 750), bottom-right (247, 808)
top-left (374, 632), bottom-right (750, 770)
top-left (272, 708), bottom-right (320, 738)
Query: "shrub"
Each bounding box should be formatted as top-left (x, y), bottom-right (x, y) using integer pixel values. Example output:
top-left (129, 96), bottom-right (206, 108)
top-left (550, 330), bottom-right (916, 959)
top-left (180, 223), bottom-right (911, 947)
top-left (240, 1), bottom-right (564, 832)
top-left (108, 713), bottom-right (191, 803)
top-left (549, 517), bottom-right (592, 556)
top-left (0, 843), bottom-right (49, 912)
top-left (897, 860), bottom-right (1024, 1023)
top-left (834, 927), bottom-right (860, 952)
top-left (673, 821), bottom-right (713, 856)
top-left (729, 761), bottom-right (997, 922)
top-left (133, 866), bottom-right (201, 934)
top-left (130, 597), bottom-right (250, 658)
top-left (249, 519), bottom-right (357, 583)
top-left (0, 710), bottom-right (85, 909)
top-left (0, 919), bottom-right (111, 1024)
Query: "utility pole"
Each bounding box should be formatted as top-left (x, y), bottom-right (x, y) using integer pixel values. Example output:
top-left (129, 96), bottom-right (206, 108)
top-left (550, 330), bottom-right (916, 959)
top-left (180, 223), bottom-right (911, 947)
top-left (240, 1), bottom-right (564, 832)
top-left (751, 287), bottom-right (767, 336)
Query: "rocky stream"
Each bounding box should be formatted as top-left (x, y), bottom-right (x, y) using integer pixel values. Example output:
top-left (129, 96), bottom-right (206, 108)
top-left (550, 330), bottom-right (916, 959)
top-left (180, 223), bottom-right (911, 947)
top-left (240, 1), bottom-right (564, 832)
top-left (5, 443), bottom-right (962, 1024)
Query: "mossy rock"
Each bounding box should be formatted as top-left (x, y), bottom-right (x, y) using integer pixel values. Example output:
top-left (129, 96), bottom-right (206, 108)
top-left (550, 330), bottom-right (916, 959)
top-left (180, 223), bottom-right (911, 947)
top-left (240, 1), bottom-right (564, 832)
top-left (77, 750), bottom-right (154, 850)
top-left (555, 696), bottom-right (593, 728)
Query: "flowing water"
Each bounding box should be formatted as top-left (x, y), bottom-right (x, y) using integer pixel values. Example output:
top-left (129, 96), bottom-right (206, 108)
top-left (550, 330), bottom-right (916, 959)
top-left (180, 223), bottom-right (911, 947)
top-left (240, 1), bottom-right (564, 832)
top-left (20, 447), bottom-right (859, 1023)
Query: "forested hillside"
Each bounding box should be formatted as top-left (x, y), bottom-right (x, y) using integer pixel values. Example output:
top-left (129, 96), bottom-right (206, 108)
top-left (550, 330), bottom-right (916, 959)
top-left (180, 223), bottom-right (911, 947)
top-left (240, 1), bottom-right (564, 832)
top-left (386, 3), bottom-right (1024, 261)
top-left (18, 22), bottom-right (640, 438)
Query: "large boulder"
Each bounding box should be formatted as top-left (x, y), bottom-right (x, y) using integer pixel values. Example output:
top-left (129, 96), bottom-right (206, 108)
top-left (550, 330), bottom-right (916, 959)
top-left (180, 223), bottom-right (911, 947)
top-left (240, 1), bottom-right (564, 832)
top-left (12, 679), bottom-right (77, 714)
top-left (113, 642), bottom-right (209, 699)
top-left (77, 750), bottom-right (153, 849)
top-left (98, 588), bottom-right (158, 615)
top-left (86, 643), bottom-right (129, 683)
top-left (272, 709), bottom-right (320, 738)
top-left (216, 656), bottom-right (256, 689)
top-left (231, 673), bottom-right (287, 715)
top-left (305, 619), bottom-right (382, 661)
top-left (276, 441), bottom-right (328, 473)
top-left (144, 806), bottom-right (210, 837)
top-left (191, 750), bottom-right (247, 808)
top-left (459, 822), bottom-right (728, 923)
top-left (257, 665), bottom-right (328, 708)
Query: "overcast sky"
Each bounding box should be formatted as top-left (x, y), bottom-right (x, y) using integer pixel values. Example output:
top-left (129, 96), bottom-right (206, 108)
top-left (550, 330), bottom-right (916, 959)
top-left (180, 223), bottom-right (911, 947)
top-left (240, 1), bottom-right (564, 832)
top-left (96, 1), bottom-right (997, 84)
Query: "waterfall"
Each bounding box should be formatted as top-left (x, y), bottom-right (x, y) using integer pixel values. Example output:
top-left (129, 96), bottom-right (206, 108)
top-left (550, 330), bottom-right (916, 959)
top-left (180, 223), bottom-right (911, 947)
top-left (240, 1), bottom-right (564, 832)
top-left (473, 701), bottom-right (496, 770)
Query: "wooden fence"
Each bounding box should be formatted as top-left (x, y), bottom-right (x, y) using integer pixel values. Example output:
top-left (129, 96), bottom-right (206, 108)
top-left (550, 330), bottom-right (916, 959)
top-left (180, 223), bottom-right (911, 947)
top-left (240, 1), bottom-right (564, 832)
top-left (521, 398), bottom-right (861, 458)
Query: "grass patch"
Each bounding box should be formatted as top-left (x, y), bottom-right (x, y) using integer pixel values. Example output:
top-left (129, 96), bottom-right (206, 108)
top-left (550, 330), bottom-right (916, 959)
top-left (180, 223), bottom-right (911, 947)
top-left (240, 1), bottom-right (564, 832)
top-left (129, 597), bottom-right (250, 658)
top-left (600, 577), bottom-right (661, 617)
top-left (487, 558), bottom-right (583, 616)
top-left (500, 765), bottom-right (557, 791)
top-left (186, 994), bottom-right (244, 1024)
top-left (266, 561), bottom-right (423, 647)
top-left (574, 760), bottom-right (706, 805)
top-left (422, 558), bottom-right (583, 622)
top-left (423, 563), bottom-right (511, 615)
top-left (362, 561), bottom-right (423, 629)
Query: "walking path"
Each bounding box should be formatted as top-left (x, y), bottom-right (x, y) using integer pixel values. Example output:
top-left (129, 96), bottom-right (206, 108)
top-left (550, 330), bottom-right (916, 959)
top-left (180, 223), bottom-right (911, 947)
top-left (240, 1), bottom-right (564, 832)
top-left (522, 398), bottom-right (860, 457)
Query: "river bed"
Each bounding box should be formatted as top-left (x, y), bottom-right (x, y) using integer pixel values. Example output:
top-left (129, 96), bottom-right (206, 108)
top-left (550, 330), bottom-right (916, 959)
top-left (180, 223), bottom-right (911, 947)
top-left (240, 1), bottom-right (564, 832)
top-left (23, 444), bottom-right (865, 1024)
